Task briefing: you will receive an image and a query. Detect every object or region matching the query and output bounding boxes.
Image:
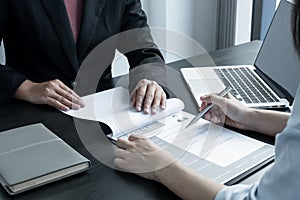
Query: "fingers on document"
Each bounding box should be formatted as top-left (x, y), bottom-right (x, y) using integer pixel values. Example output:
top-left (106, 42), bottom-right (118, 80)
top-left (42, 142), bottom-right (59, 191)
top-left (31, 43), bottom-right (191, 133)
top-left (52, 80), bottom-right (85, 110)
top-left (131, 80), bottom-right (166, 114)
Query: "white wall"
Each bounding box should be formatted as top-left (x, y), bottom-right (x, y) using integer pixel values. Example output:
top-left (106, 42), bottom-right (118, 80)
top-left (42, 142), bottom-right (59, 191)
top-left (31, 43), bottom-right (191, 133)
top-left (111, 50), bottom-right (129, 77)
top-left (141, 0), bottom-right (166, 28)
top-left (112, 0), bottom-right (166, 77)
top-left (145, 0), bottom-right (219, 54)
top-left (276, 0), bottom-right (281, 8)
top-left (112, 0), bottom-right (219, 76)
top-left (0, 41), bottom-right (5, 65)
top-left (192, 0), bottom-right (218, 52)
top-left (165, 0), bottom-right (218, 62)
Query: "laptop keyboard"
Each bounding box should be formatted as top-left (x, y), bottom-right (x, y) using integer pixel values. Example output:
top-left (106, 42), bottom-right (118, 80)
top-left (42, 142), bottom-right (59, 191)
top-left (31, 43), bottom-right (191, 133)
top-left (214, 67), bottom-right (279, 104)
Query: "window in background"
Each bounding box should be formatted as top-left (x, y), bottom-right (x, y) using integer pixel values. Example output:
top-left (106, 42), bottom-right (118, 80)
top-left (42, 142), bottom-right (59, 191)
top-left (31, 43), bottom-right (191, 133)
top-left (260, 0), bottom-right (276, 40)
top-left (217, 0), bottom-right (254, 48)
top-left (217, 0), bottom-right (238, 49)
top-left (235, 0), bottom-right (253, 45)
top-left (252, 0), bottom-right (277, 41)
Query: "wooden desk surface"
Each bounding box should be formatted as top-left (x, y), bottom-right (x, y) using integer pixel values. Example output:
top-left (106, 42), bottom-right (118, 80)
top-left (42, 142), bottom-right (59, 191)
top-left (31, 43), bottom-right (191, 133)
top-left (0, 41), bottom-right (266, 200)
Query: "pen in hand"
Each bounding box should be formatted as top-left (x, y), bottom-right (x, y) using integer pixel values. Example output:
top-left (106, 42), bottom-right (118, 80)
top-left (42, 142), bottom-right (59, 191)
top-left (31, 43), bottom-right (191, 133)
top-left (185, 86), bottom-right (232, 129)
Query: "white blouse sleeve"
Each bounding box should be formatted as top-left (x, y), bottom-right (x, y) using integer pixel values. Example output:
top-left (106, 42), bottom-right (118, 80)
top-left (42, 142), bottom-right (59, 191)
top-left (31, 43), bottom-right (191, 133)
top-left (215, 183), bottom-right (259, 200)
top-left (215, 85), bottom-right (300, 200)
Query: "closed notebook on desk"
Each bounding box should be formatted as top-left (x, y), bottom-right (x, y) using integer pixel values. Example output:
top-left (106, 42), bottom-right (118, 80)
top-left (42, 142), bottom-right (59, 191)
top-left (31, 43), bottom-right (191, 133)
top-left (0, 123), bottom-right (91, 195)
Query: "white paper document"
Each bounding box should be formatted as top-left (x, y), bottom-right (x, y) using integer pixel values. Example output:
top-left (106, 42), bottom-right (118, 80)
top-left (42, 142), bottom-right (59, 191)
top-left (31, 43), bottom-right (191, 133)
top-left (155, 118), bottom-right (265, 167)
top-left (62, 87), bottom-right (184, 136)
top-left (61, 87), bottom-right (274, 184)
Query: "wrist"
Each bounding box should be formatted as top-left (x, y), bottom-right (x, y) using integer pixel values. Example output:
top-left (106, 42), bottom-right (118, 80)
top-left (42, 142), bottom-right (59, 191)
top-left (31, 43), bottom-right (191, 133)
top-left (242, 108), bottom-right (260, 131)
top-left (153, 160), bottom-right (180, 182)
top-left (14, 80), bottom-right (36, 102)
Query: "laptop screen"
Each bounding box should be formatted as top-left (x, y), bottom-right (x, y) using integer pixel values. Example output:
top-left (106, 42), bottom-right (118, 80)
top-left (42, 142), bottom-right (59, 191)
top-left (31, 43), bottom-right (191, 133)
top-left (255, 0), bottom-right (300, 98)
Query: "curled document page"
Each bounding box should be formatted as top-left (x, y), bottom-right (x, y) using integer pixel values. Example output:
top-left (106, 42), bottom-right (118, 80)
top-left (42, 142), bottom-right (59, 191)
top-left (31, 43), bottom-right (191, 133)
top-left (62, 87), bottom-right (184, 136)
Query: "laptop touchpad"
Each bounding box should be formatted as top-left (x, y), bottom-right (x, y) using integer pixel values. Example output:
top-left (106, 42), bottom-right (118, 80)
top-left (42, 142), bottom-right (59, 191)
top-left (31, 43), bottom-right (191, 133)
top-left (189, 79), bottom-right (225, 95)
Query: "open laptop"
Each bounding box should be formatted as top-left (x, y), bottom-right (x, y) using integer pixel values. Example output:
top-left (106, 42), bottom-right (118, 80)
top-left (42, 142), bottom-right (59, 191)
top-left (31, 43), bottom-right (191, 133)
top-left (181, 0), bottom-right (300, 108)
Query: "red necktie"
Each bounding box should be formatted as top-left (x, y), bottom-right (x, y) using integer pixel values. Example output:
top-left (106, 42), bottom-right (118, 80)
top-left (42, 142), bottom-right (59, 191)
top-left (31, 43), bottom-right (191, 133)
top-left (64, 0), bottom-right (83, 42)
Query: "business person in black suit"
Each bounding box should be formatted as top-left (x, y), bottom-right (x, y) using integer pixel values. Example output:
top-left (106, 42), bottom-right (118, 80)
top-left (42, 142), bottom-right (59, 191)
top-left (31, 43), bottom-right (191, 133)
top-left (0, 0), bottom-right (166, 114)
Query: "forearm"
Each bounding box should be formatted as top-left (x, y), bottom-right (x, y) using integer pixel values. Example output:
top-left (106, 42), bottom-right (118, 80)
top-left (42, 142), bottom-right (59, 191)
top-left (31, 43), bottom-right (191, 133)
top-left (246, 109), bottom-right (290, 136)
top-left (154, 161), bottom-right (224, 200)
top-left (0, 65), bottom-right (27, 103)
top-left (14, 79), bottom-right (35, 102)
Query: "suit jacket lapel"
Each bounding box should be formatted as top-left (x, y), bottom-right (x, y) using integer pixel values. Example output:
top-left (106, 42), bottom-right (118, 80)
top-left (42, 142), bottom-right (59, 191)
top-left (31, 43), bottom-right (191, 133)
top-left (41, 0), bottom-right (79, 71)
top-left (77, 0), bottom-right (106, 65)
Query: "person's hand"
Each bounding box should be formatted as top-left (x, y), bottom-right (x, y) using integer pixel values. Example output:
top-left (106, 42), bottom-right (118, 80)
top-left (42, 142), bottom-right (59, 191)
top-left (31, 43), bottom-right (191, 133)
top-left (114, 135), bottom-right (175, 180)
top-left (130, 79), bottom-right (166, 114)
top-left (14, 79), bottom-right (85, 111)
top-left (200, 93), bottom-right (253, 130)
